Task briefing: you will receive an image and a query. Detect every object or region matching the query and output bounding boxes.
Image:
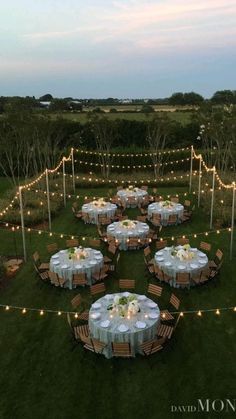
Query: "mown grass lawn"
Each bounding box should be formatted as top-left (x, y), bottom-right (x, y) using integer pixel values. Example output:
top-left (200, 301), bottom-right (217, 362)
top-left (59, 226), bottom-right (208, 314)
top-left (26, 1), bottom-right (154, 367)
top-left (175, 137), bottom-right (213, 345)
top-left (0, 185), bottom-right (235, 419)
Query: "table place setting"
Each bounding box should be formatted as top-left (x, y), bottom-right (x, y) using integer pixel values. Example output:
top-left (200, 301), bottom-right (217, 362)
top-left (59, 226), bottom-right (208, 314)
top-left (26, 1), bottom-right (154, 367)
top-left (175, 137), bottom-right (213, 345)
top-left (154, 244), bottom-right (208, 288)
top-left (148, 200), bottom-right (184, 225)
top-left (107, 220), bottom-right (149, 250)
top-left (82, 198), bottom-right (117, 224)
top-left (49, 246), bottom-right (104, 288)
top-left (117, 187), bottom-right (148, 208)
top-left (89, 293), bottom-right (160, 358)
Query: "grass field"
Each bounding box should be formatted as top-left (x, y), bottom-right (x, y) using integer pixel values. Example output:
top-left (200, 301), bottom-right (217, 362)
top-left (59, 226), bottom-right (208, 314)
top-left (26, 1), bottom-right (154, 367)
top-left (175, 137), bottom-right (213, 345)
top-left (51, 111), bottom-right (193, 126)
top-left (0, 184), bottom-right (235, 419)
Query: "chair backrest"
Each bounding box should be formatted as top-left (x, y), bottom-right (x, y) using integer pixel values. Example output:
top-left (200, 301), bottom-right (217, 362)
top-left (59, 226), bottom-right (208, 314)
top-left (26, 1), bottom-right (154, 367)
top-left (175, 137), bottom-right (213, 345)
top-left (108, 244), bottom-right (117, 255)
top-left (171, 197), bottom-right (179, 203)
top-left (71, 293), bottom-right (82, 308)
top-left (170, 293), bottom-right (180, 310)
top-left (112, 342), bottom-right (131, 357)
top-left (152, 213), bottom-right (161, 220)
top-left (147, 283), bottom-right (162, 297)
top-left (177, 238), bottom-right (189, 246)
top-left (216, 249), bottom-right (223, 261)
top-left (90, 283), bottom-right (105, 296)
top-left (200, 241), bottom-right (211, 252)
top-left (156, 240), bottom-right (167, 250)
top-left (168, 214), bottom-right (177, 223)
top-left (184, 200), bottom-right (191, 207)
top-left (47, 243), bottom-right (58, 253)
top-left (66, 239), bottom-right (79, 248)
top-left (32, 251), bottom-right (40, 263)
top-left (144, 246), bottom-right (151, 257)
top-left (48, 271), bottom-right (60, 285)
top-left (89, 238), bottom-right (101, 248)
top-left (141, 185), bottom-right (148, 191)
top-left (119, 279), bottom-right (135, 289)
top-left (176, 272), bottom-right (190, 284)
top-left (72, 273), bottom-right (86, 286)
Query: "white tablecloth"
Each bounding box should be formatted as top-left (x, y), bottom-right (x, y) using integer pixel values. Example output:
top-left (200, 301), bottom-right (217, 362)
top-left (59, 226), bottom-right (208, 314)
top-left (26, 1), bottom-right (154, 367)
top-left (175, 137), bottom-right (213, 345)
top-left (148, 202), bottom-right (184, 226)
top-left (154, 246), bottom-right (208, 287)
top-left (82, 202), bottom-right (117, 224)
top-left (107, 221), bottom-right (150, 250)
top-left (50, 248), bottom-right (104, 288)
top-left (89, 293), bottom-right (160, 358)
top-left (117, 189), bottom-right (148, 208)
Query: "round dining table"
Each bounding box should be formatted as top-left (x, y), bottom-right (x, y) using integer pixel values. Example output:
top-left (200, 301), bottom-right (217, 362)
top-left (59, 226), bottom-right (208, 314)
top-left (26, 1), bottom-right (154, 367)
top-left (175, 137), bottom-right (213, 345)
top-left (154, 246), bottom-right (208, 288)
top-left (117, 188), bottom-right (148, 208)
top-left (148, 201), bottom-right (184, 226)
top-left (107, 220), bottom-right (150, 250)
top-left (82, 201), bottom-right (117, 224)
top-left (49, 247), bottom-right (104, 289)
top-left (89, 292), bottom-right (160, 358)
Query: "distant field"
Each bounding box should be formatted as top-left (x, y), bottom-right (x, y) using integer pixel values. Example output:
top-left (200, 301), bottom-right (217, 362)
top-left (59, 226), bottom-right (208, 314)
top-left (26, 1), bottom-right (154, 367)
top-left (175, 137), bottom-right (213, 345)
top-left (51, 111), bottom-right (193, 125)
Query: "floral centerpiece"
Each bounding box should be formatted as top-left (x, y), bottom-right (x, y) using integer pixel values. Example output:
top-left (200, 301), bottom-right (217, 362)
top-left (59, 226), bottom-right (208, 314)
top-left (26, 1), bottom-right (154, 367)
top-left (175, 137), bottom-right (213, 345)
top-left (159, 200), bottom-right (174, 209)
top-left (126, 185), bottom-right (138, 192)
top-left (120, 219), bottom-right (137, 229)
top-left (171, 244), bottom-right (195, 261)
top-left (68, 246), bottom-right (88, 260)
top-left (92, 198), bottom-right (106, 208)
top-left (107, 295), bottom-right (140, 317)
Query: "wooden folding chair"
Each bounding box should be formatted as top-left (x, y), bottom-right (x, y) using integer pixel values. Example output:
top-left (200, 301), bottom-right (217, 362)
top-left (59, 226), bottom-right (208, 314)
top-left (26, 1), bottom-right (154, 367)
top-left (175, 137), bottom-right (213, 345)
top-left (112, 342), bottom-right (133, 358)
top-left (140, 338), bottom-right (165, 356)
top-left (66, 239), bottom-right (79, 248)
top-left (136, 215), bottom-right (147, 222)
top-left (147, 283), bottom-right (162, 298)
top-left (157, 323), bottom-right (174, 339)
top-left (151, 214), bottom-right (161, 227)
top-left (156, 240), bottom-right (168, 250)
top-left (89, 238), bottom-right (101, 248)
top-left (176, 272), bottom-right (190, 288)
top-left (83, 337), bottom-right (107, 355)
top-left (48, 271), bottom-right (61, 287)
top-left (170, 197), bottom-right (179, 203)
top-left (161, 294), bottom-right (180, 322)
top-left (176, 238), bottom-right (189, 246)
top-left (71, 293), bottom-right (82, 309)
top-left (119, 279), bottom-right (135, 291)
top-left (90, 282), bottom-right (106, 299)
top-left (92, 267), bottom-right (108, 282)
top-left (208, 249), bottom-right (223, 269)
top-left (72, 273), bottom-right (87, 287)
top-left (32, 251), bottom-right (49, 271)
top-left (47, 243), bottom-right (58, 254)
top-left (200, 241), bottom-right (211, 253)
top-left (127, 238), bottom-right (139, 250)
top-left (167, 214), bottom-right (178, 226)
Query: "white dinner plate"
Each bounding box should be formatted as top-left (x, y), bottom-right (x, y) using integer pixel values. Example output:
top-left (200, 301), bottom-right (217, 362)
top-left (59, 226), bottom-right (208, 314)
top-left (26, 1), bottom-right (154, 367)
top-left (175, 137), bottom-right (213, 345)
top-left (118, 324), bottom-right (129, 332)
top-left (95, 256), bottom-right (103, 260)
top-left (137, 295), bottom-right (147, 301)
top-left (94, 250), bottom-right (101, 254)
top-left (149, 312), bottom-right (159, 319)
top-left (156, 257), bottom-right (164, 262)
top-left (122, 292), bottom-right (131, 297)
top-left (198, 252), bottom-right (205, 257)
top-left (104, 294), bottom-right (113, 300)
top-left (157, 251), bottom-right (163, 256)
top-left (52, 254), bottom-right (59, 259)
top-left (89, 260), bottom-right (97, 265)
top-left (164, 262), bottom-right (172, 267)
top-left (147, 302), bottom-right (157, 309)
top-left (59, 250), bottom-right (66, 254)
top-left (92, 302), bottom-right (101, 309)
top-left (199, 260), bottom-right (207, 265)
top-left (52, 261), bottom-right (60, 266)
top-left (90, 312), bottom-right (101, 320)
top-left (190, 263), bottom-right (198, 269)
top-left (75, 264), bottom-right (82, 269)
top-left (135, 321), bottom-right (146, 329)
top-left (100, 320), bottom-right (110, 328)
top-left (178, 265), bottom-right (185, 270)
top-left (61, 264), bottom-right (69, 269)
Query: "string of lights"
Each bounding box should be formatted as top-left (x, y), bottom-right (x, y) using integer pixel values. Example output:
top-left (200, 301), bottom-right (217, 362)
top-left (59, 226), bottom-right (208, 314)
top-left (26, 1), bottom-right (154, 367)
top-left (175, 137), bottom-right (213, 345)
top-left (74, 157), bottom-right (190, 170)
top-left (0, 221), bottom-right (231, 243)
top-left (0, 302), bottom-right (235, 318)
top-left (75, 147), bottom-right (190, 157)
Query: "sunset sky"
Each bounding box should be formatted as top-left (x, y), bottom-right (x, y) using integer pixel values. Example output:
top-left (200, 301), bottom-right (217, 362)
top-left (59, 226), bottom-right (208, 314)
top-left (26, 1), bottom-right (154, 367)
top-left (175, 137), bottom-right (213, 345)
top-left (0, 0), bottom-right (235, 98)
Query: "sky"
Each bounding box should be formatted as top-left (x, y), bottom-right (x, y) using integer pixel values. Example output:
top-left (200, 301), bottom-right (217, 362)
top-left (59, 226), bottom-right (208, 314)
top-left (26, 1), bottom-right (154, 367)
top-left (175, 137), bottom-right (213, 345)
top-left (0, 0), bottom-right (235, 98)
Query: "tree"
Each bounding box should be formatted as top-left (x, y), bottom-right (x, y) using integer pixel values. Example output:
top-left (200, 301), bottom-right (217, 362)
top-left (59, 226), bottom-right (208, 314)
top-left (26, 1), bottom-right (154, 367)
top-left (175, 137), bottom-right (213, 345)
top-left (49, 99), bottom-right (70, 111)
top-left (169, 92), bottom-right (185, 106)
top-left (211, 90), bottom-right (236, 105)
top-left (169, 92), bottom-right (204, 106)
top-left (39, 94), bottom-right (53, 101)
top-left (146, 115), bottom-right (173, 177)
top-left (89, 115), bottom-right (118, 178)
top-left (140, 104), bottom-right (155, 113)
